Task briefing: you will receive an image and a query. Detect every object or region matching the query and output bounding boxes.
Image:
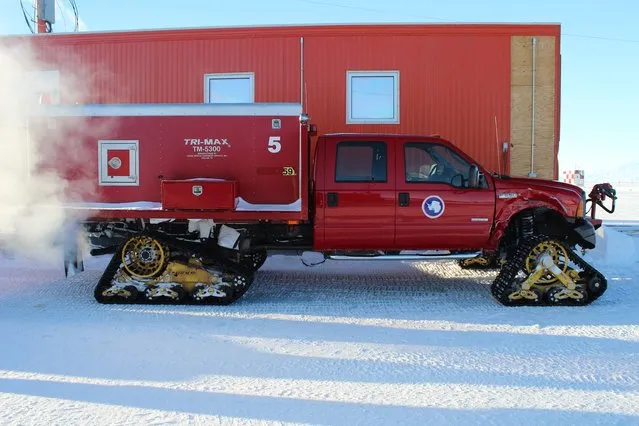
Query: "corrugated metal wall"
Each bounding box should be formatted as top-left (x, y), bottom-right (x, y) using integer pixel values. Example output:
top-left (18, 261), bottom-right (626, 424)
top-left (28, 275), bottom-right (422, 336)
top-left (33, 35), bottom-right (301, 104)
top-left (17, 23), bottom-right (561, 177)
top-left (303, 33), bottom-right (512, 173)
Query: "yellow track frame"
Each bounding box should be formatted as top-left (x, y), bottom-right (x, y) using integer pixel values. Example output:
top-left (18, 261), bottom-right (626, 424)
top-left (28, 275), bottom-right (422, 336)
top-left (524, 240), bottom-right (569, 285)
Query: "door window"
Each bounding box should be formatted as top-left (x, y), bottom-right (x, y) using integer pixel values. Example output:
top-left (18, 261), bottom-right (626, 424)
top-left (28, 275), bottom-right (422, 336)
top-left (404, 142), bottom-right (472, 187)
top-left (335, 141), bottom-right (387, 183)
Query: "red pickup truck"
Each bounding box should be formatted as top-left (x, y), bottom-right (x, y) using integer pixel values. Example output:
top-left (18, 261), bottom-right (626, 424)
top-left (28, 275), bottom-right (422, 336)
top-left (33, 103), bottom-right (615, 307)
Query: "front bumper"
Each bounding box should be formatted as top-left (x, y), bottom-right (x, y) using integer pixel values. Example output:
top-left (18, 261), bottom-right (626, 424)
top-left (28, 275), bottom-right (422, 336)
top-left (570, 218), bottom-right (597, 250)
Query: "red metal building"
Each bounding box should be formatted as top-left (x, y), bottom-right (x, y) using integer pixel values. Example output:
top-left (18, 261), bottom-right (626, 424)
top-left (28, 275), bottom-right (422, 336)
top-left (8, 23), bottom-right (562, 179)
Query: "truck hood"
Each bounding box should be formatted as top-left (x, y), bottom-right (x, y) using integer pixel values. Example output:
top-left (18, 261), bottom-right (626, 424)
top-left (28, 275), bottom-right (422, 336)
top-left (493, 176), bottom-right (584, 197)
top-left (491, 175), bottom-right (585, 217)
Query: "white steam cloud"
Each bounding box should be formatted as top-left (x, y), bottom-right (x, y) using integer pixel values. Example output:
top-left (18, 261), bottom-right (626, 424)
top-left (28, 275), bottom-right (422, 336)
top-left (0, 39), bottom-right (99, 264)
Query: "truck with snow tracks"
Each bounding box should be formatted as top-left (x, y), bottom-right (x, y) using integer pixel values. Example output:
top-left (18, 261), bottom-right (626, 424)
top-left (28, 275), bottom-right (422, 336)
top-left (33, 102), bottom-right (617, 307)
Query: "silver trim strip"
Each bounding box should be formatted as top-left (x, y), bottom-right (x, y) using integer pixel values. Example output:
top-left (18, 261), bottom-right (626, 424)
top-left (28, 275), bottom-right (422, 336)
top-left (498, 192), bottom-right (519, 199)
top-left (30, 103), bottom-right (304, 117)
top-left (329, 252), bottom-right (481, 261)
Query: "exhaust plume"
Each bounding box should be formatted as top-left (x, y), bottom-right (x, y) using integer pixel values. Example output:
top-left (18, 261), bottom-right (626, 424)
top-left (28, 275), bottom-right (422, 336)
top-left (0, 37), bottom-right (100, 265)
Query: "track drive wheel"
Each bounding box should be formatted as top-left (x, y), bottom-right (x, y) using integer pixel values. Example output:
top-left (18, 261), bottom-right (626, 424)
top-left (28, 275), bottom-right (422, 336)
top-left (121, 235), bottom-right (169, 278)
top-left (490, 235), bottom-right (605, 307)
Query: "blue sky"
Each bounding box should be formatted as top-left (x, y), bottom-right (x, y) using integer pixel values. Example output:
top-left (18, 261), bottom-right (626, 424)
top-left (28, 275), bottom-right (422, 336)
top-left (2, 0), bottom-right (638, 176)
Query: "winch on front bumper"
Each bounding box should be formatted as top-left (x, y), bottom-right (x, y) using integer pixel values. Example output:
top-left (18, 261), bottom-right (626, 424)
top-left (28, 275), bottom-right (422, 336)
top-left (569, 182), bottom-right (617, 250)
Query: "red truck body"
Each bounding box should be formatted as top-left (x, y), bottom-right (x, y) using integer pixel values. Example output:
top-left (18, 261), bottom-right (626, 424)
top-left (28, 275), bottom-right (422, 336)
top-left (40, 103), bottom-right (310, 222)
top-left (28, 102), bottom-right (615, 307)
top-left (33, 102), bottom-right (587, 253)
top-left (312, 134), bottom-right (583, 252)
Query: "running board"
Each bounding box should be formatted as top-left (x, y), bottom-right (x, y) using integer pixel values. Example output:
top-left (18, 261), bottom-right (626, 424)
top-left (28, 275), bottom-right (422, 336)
top-left (328, 251), bottom-right (482, 261)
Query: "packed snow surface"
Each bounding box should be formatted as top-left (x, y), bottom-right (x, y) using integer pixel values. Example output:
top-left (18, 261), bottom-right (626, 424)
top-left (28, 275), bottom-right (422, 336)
top-left (0, 228), bottom-right (638, 425)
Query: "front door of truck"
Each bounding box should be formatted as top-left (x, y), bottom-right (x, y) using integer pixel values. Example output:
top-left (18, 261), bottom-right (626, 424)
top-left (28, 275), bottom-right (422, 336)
top-left (321, 138), bottom-right (395, 250)
top-left (395, 141), bottom-right (495, 250)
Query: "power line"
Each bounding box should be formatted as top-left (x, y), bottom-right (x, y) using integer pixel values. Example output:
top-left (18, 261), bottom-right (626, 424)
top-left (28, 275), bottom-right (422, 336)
top-left (54, 0), bottom-right (80, 32)
top-left (18, 0), bottom-right (35, 34)
top-left (67, 0), bottom-right (80, 32)
top-left (562, 33), bottom-right (639, 44)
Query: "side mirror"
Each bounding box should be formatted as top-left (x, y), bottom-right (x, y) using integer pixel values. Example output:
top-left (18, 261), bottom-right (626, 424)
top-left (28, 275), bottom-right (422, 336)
top-left (451, 174), bottom-right (463, 188)
top-left (469, 164), bottom-right (480, 188)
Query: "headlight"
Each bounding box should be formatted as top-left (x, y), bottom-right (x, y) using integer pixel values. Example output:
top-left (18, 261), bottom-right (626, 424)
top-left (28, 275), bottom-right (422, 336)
top-left (577, 190), bottom-right (586, 217)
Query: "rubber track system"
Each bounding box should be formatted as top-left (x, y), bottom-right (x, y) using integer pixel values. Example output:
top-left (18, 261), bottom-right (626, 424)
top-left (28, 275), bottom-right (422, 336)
top-left (491, 235), bottom-right (607, 306)
top-left (94, 234), bottom-right (255, 305)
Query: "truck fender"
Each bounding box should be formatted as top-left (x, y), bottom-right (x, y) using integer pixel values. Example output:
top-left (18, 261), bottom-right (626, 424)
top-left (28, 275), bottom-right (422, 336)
top-left (487, 190), bottom-right (570, 250)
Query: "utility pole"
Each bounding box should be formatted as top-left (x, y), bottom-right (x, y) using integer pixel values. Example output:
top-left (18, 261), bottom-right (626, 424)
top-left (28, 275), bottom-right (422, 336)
top-left (35, 0), bottom-right (55, 33)
top-left (37, 18), bottom-right (46, 34)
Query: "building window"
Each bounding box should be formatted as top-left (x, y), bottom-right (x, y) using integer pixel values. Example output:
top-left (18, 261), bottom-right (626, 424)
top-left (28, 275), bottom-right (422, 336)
top-left (204, 72), bottom-right (254, 103)
top-left (346, 71), bottom-right (399, 124)
top-left (335, 141), bottom-right (387, 183)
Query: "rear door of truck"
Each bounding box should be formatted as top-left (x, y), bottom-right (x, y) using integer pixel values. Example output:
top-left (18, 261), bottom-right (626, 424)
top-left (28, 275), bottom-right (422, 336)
top-left (395, 138), bottom-right (495, 249)
top-left (318, 136), bottom-right (395, 250)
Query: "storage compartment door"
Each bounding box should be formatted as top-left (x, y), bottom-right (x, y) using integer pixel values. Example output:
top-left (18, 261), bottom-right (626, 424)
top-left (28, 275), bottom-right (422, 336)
top-left (98, 140), bottom-right (139, 186)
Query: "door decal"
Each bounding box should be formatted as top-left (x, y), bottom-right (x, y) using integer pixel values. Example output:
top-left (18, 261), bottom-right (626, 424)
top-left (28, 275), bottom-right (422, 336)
top-left (422, 195), bottom-right (445, 219)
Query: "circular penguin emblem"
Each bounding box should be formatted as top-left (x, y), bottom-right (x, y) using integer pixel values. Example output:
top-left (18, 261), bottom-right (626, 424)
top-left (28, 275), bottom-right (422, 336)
top-left (422, 195), bottom-right (445, 219)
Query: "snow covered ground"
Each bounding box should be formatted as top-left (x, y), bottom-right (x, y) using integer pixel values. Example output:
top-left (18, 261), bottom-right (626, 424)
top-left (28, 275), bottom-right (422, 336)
top-left (0, 227), bottom-right (638, 424)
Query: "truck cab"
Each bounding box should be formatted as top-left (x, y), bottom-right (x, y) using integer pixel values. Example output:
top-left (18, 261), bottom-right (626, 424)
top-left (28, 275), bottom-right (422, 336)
top-left (311, 133), bottom-right (597, 261)
top-left (313, 134), bottom-right (495, 251)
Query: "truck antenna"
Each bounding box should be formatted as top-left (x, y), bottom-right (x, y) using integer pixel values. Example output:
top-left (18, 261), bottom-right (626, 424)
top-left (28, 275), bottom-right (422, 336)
top-left (494, 115), bottom-right (501, 176)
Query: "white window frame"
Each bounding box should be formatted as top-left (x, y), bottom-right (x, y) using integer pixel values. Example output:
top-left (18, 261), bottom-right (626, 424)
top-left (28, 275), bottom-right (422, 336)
top-left (203, 72), bottom-right (255, 103)
top-left (346, 70), bottom-right (400, 124)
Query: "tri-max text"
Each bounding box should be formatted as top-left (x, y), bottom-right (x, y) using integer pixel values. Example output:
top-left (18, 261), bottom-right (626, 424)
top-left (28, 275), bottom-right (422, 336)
top-left (184, 138), bottom-right (230, 146)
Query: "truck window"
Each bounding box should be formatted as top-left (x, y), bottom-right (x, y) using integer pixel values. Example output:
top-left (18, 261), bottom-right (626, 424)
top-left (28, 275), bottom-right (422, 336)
top-left (404, 142), bottom-right (471, 186)
top-left (335, 141), bottom-right (387, 183)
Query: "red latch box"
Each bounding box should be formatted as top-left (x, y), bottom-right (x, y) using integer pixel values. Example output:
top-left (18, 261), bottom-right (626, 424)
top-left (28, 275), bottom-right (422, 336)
top-left (161, 179), bottom-right (238, 210)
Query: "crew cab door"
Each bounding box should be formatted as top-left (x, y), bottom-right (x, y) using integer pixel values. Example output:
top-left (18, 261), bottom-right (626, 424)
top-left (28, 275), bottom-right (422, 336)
top-left (395, 141), bottom-right (495, 250)
top-left (320, 138), bottom-right (395, 250)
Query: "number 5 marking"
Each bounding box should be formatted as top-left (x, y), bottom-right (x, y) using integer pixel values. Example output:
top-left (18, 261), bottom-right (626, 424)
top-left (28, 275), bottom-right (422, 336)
top-left (268, 136), bottom-right (281, 153)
